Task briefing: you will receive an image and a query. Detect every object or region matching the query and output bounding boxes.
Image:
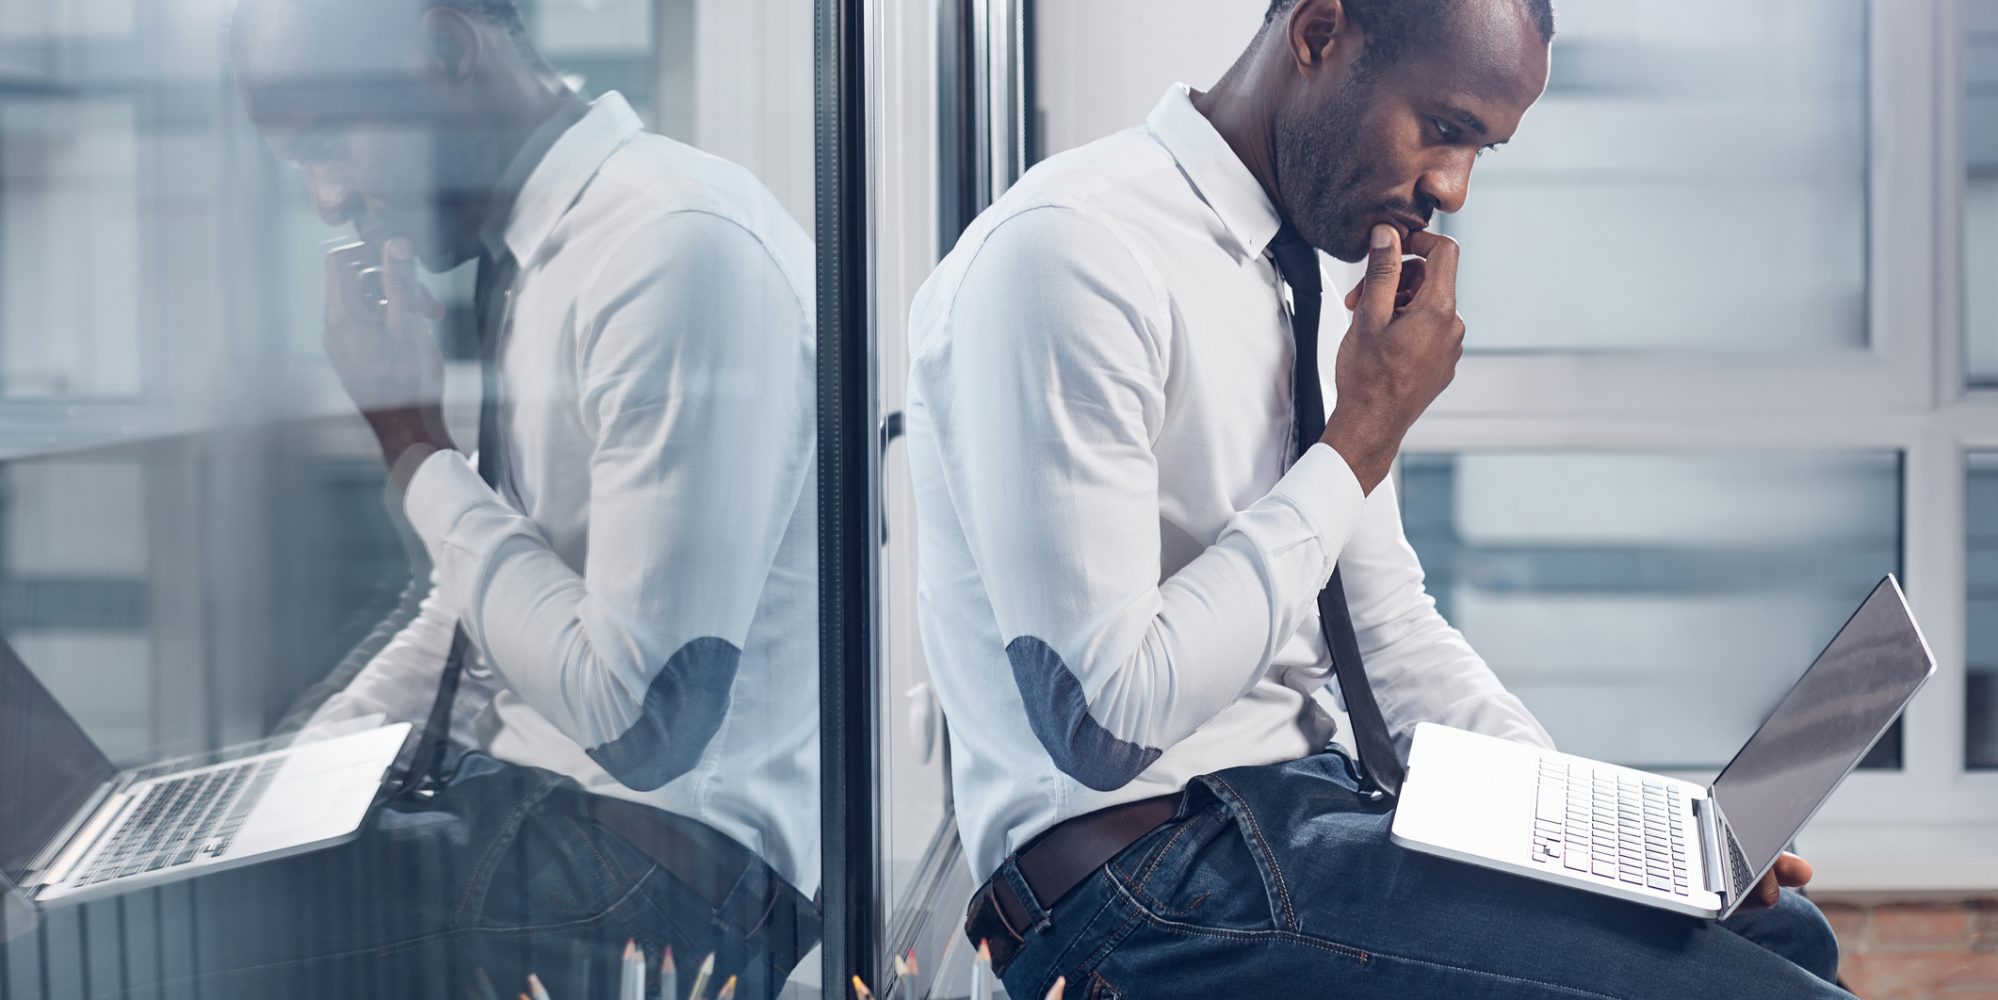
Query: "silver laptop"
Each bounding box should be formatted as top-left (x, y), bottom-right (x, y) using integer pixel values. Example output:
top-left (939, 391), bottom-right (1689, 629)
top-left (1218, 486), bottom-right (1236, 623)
top-left (1390, 575), bottom-right (1934, 920)
top-left (1, 637), bottom-right (410, 909)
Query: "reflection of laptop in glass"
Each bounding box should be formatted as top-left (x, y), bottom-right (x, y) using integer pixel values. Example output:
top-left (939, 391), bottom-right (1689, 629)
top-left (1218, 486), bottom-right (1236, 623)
top-left (1390, 575), bottom-right (1934, 920)
top-left (1, 636), bottom-right (410, 908)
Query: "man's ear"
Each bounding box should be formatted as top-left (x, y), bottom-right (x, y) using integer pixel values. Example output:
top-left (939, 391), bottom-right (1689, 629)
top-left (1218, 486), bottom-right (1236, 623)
top-left (1283, 0), bottom-right (1352, 73)
top-left (420, 6), bottom-right (483, 81)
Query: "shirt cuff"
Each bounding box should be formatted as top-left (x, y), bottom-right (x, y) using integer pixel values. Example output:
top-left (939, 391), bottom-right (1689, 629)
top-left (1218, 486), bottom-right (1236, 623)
top-left (1269, 442), bottom-right (1369, 578)
top-left (401, 449), bottom-right (496, 548)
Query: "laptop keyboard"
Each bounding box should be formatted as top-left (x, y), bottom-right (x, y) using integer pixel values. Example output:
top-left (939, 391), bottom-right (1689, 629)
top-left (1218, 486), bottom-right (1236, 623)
top-left (69, 759), bottom-right (283, 888)
top-left (1529, 758), bottom-right (1692, 897)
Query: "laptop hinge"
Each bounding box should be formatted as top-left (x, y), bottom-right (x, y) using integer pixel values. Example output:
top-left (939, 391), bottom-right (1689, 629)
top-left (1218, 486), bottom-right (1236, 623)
top-left (1695, 794), bottom-right (1728, 903)
top-left (20, 776), bottom-right (127, 894)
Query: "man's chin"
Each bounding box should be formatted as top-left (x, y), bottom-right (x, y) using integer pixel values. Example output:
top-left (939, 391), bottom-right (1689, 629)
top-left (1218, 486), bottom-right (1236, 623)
top-left (1323, 229), bottom-right (1372, 265)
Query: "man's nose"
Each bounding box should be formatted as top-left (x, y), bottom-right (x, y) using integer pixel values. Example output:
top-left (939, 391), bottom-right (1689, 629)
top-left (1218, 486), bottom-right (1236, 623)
top-left (1418, 154), bottom-right (1475, 217)
top-left (307, 168), bottom-right (358, 226)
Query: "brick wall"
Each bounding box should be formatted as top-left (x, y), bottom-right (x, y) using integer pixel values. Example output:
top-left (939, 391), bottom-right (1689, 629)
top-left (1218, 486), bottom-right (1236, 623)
top-left (1818, 898), bottom-right (1998, 999)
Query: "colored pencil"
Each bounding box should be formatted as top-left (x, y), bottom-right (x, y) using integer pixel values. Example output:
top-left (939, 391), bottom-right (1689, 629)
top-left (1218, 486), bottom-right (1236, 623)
top-left (970, 940), bottom-right (993, 1000)
top-left (686, 953), bottom-right (715, 1000)
top-left (621, 940), bottom-right (646, 1000)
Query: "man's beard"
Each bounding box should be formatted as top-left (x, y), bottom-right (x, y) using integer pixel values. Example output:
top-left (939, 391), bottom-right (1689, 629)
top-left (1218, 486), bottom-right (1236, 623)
top-left (1271, 72), bottom-right (1397, 263)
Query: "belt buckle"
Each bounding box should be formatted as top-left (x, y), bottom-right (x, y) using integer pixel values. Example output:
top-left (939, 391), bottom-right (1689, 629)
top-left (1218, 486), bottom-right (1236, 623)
top-left (965, 878), bottom-right (1028, 978)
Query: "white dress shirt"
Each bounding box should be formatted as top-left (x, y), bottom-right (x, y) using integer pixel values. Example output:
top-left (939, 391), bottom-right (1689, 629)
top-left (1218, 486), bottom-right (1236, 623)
top-left (309, 93), bottom-right (821, 894)
top-left (906, 84), bottom-right (1552, 882)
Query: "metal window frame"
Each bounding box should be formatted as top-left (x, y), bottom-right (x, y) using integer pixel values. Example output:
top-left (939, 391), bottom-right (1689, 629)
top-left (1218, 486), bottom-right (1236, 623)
top-left (819, 0), bottom-right (884, 991)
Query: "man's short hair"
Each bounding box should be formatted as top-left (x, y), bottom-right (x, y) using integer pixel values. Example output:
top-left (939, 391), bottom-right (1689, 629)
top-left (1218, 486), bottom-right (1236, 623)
top-left (431, 0), bottom-right (529, 37)
top-left (1264, 0), bottom-right (1556, 69)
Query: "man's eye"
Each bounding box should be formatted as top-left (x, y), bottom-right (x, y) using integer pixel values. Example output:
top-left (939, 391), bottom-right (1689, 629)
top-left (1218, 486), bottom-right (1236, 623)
top-left (1432, 118), bottom-right (1461, 142)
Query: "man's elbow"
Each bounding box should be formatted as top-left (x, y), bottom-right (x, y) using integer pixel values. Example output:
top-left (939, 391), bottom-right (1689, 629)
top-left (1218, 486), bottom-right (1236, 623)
top-left (582, 635), bottom-right (742, 791)
top-left (1006, 635), bottom-right (1163, 792)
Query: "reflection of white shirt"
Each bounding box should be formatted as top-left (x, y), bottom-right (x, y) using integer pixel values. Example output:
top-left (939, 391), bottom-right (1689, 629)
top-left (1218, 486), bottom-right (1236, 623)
top-left (907, 85), bottom-right (1551, 882)
top-left (309, 93), bottom-right (820, 894)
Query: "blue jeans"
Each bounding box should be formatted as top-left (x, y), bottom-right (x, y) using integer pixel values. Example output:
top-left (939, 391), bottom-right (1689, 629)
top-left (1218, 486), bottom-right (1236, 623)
top-left (107, 754), bottom-right (817, 1000)
top-left (993, 750), bottom-right (1847, 1000)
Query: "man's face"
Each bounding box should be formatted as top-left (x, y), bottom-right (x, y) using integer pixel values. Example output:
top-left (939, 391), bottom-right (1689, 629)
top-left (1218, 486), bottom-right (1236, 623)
top-left (1274, 1), bottom-right (1551, 262)
top-left (235, 1), bottom-right (497, 272)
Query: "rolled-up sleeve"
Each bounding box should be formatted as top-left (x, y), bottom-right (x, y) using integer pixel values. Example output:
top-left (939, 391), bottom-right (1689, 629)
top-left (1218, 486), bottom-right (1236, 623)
top-left (403, 210), bottom-right (812, 791)
top-left (921, 206), bottom-right (1370, 792)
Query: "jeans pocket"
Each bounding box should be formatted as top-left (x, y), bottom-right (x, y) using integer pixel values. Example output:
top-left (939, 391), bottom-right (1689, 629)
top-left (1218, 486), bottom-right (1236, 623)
top-left (1111, 803), bottom-right (1284, 935)
top-left (474, 789), bottom-right (644, 930)
top-left (1085, 970), bottom-right (1123, 1000)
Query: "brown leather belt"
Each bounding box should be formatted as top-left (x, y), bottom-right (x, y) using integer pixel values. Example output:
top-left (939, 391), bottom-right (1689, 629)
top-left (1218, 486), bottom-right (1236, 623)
top-left (964, 794), bottom-right (1180, 975)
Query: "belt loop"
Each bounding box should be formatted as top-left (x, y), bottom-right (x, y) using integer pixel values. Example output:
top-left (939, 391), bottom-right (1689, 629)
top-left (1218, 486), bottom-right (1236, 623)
top-left (997, 856), bottom-right (1052, 933)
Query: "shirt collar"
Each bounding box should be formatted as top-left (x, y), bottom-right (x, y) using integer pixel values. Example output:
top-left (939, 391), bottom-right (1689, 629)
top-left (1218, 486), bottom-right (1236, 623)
top-left (480, 91), bottom-right (644, 265)
top-left (1145, 83), bottom-right (1284, 259)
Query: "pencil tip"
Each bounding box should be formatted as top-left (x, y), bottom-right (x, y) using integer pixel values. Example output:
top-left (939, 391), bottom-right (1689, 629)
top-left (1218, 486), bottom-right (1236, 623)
top-left (976, 939), bottom-right (993, 962)
top-left (662, 946), bottom-right (676, 972)
top-left (699, 952), bottom-right (716, 972)
top-left (1047, 976), bottom-right (1067, 1000)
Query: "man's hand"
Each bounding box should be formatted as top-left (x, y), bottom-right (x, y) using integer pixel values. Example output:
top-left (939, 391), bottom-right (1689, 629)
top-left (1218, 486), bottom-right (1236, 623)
top-left (1739, 852), bottom-right (1814, 913)
top-left (1322, 225), bottom-right (1466, 494)
top-left (323, 238), bottom-right (455, 476)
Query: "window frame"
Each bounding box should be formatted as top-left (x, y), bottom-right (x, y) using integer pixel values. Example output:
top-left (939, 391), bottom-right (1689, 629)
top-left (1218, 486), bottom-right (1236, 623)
top-left (1409, 0), bottom-right (1998, 892)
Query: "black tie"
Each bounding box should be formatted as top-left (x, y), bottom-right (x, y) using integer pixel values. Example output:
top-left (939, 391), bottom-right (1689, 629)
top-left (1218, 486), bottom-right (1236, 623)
top-left (396, 251), bottom-right (513, 797)
top-left (1268, 225), bottom-right (1406, 799)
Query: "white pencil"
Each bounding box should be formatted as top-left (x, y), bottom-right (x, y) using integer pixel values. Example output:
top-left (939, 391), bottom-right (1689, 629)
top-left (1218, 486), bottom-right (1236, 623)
top-left (659, 947), bottom-right (678, 1000)
top-left (970, 940), bottom-right (993, 1000)
top-left (621, 940), bottom-right (646, 1000)
top-left (526, 973), bottom-right (552, 1000)
top-left (686, 952), bottom-right (715, 1000)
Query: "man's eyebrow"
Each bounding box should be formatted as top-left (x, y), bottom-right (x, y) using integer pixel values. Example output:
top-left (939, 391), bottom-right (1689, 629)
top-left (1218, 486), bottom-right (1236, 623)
top-left (1438, 102), bottom-right (1491, 138)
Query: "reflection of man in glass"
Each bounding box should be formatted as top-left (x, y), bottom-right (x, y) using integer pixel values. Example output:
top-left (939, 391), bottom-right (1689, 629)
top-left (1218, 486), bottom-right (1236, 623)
top-left (194, 0), bottom-right (822, 995)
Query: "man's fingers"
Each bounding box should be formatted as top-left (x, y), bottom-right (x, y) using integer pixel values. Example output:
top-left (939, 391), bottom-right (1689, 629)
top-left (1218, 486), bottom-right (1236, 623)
top-left (1401, 229), bottom-right (1460, 308)
top-left (1353, 224), bottom-right (1403, 329)
top-left (1774, 852), bottom-right (1814, 888)
top-left (1757, 872), bottom-right (1782, 909)
top-left (381, 238), bottom-right (442, 326)
top-left (324, 243), bottom-right (372, 321)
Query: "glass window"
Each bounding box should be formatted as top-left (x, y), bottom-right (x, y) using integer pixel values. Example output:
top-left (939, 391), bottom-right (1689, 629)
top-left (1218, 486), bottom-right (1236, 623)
top-left (1970, 0), bottom-right (1998, 384)
top-left (1, 2), bottom-right (822, 999)
top-left (1443, 1), bottom-right (1868, 354)
top-left (1971, 453), bottom-right (1998, 769)
top-left (1401, 451), bottom-right (1902, 772)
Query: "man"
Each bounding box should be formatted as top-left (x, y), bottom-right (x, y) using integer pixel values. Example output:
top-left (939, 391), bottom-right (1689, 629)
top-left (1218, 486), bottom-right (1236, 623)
top-left (906, 0), bottom-right (1845, 996)
top-left (172, 0), bottom-right (822, 995)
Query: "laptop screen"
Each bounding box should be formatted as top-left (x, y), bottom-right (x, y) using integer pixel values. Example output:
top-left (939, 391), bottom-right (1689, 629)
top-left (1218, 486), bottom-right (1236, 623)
top-left (1710, 577), bottom-right (1934, 879)
top-left (0, 637), bottom-right (115, 887)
